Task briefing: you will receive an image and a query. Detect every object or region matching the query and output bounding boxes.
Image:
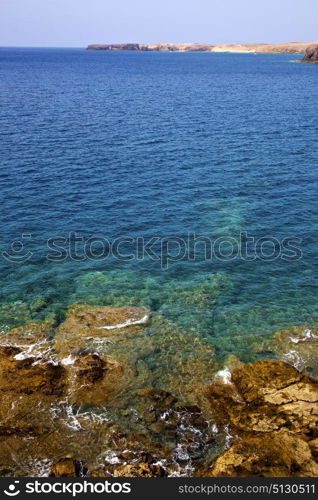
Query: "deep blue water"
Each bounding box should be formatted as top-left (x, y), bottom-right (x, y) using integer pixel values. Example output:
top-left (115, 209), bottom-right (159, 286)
top-left (1, 48), bottom-right (318, 360)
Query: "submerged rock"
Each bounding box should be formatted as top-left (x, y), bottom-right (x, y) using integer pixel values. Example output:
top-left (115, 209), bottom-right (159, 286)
top-left (0, 393), bottom-right (56, 437)
top-left (61, 304), bottom-right (149, 334)
top-left (0, 322), bottom-right (54, 346)
top-left (0, 339), bottom-right (65, 439)
top-left (3, 307), bottom-right (318, 478)
top-left (55, 305), bottom-right (150, 355)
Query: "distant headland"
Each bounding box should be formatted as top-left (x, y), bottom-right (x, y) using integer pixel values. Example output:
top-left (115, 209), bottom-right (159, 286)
top-left (86, 41), bottom-right (318, 54)
top-left (302, 44), bottom-right (318, 62)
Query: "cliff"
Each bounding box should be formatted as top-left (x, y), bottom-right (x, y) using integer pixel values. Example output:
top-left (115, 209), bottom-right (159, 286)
top-left (302, 44), bottom-right (318, 62)
top-left (87, 41), bottom-right (318, 54)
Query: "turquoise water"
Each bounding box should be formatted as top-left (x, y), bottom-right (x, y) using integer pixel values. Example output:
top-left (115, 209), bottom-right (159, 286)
top-left (1, 48), bottom-right (318, 361)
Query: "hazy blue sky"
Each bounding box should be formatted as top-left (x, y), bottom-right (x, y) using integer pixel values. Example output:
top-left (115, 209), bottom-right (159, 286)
top-left (1, 0), bottom-right (317, 47)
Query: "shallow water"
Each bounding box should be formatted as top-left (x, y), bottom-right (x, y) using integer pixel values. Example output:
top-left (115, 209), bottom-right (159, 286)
top-left (1, 48), bottom-right (318, 361)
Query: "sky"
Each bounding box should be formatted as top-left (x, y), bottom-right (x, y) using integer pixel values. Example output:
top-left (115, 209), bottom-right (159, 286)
top-left (0, 0), bottom-right (317, 47)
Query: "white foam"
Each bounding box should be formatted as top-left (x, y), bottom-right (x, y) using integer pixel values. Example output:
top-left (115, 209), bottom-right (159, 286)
top-left (97, 314), bottom-right (149, 330)
top-left (13, 340), bottom-right (58, 365)
top-left (50, 400), bottom-right (110, 432)
top-left (61, 355), bottom-right (76, 365)
top-left (290, 328), bottom-right (318, 344)
top-left (283, 349), bottom-right (304, 370)
top-left (23, 459), bottom-right (53, 477)
top-left (214, 367), bottom-right (232, 384)
top-left (103, 451), bottom-right (122, 465)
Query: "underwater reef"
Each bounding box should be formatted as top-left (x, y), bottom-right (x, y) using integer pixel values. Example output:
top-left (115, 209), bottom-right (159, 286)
top-left (0, 304), bottom-right (317, 477)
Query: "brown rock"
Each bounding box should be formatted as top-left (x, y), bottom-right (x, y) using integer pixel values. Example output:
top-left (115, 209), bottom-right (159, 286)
top-left (112, 463), bottom-right (166, 477)
top-left (209, 433), bottom-right (318, 477)
top-left (309, 439), bottom-right (318, 459)
top-left (203, 359), bottom-right (318, 477)
top-left (66, 353), bottom-right (133, 404)
top-left (205, 360), bottom-right (318, 436)
top-left (61, 303), bottom-right (149, 334)
top-left (50, 458), bottom-right (85, 477)
top-left (303, 45), bottom-right (318, 62)
top-left (231, 360), bottom-right (303, 402)
top-left (0, 346), bottom-right (65, 396)
top-left (0, 393), bottom-right (55, 437)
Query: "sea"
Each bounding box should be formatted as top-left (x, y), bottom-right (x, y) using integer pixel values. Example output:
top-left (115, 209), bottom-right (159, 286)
top-left (1, 47), bottom-right (318, 361)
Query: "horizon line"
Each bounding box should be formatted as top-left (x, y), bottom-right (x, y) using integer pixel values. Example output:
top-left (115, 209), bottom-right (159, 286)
top-left (0, 40), bottom-right (317, 49)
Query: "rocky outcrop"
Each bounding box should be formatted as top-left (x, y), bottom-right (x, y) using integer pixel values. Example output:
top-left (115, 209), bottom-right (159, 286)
top-left (87, 42), bottom-right (318, 54)
top-left (2, 305), bottom-right (318, 478)
top-left (302, 45), bottom-right (318, 62)
top-left (202, 360), bottom-right (318, 477)
top-left (209, 433), bottom-right (318, 477)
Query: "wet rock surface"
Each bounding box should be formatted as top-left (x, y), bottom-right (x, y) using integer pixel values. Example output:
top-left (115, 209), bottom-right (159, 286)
top-left (1, 308), bottom-right (318, 477)
top-left (271, 327), bottom-right (318, 379)
top-left (66, 353), bottom-right (133, 405)
top-left (0, 345), bottom-right (65, 396)
top-left (0, 306), bottom-right (219, 477)
top-left (203, 360), bottom-right (318, 477)
top-left (208, 432), bottom-right (318, 477)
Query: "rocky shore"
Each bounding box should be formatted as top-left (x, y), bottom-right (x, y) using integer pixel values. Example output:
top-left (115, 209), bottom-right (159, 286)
top-left (87, 42), bottom-right (318, 54)
top-left (0, 304), bottom-right (317, 477)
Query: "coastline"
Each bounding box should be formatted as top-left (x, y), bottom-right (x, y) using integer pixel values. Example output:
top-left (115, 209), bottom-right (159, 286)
top-left (86, 41), bottom-right (318, 54)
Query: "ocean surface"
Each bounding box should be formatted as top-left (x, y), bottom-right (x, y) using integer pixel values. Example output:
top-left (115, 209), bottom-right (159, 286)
top-left (1, 47), bottom-right (318, 362)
